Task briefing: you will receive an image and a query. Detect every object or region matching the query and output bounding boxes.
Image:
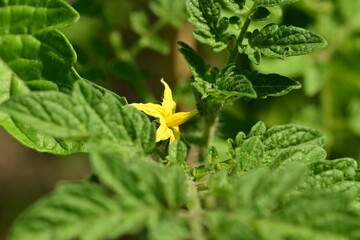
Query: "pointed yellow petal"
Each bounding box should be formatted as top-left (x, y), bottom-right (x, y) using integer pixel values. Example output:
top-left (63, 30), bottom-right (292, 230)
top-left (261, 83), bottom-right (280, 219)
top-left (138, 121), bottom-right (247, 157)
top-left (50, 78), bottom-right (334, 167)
top-left (170, 126), bottom-right (181, 143)
top-left (160, 79), bottom-right (176, 117)
top-left (129, 103), bottom-right (165, 118)
top-left (165, 110), bottom-right (198, 127)
top-left (156, 118), bottom-right (173, 142)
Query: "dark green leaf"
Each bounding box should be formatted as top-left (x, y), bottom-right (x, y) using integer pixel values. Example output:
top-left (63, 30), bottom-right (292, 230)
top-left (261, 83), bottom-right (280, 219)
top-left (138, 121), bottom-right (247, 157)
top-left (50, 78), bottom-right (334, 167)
top-left (249, 24), bottom-right (327, 59)
top-left (245, 71), bottom-right (301, 98)
top-left (221, 0), bottom-right (246, 13)
top-left (186, 0), bottom-right (229, 51)
top-left (178, 42), bottom-right (212, 81)
top-left (250, 7), bottom-right (271, 21)
top-left (257, 0), bottom-right (300, 7)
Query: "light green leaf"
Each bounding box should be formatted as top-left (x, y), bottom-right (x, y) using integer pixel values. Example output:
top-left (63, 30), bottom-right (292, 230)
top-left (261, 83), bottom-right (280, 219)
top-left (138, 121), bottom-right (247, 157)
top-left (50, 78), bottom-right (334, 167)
top-left (235, 136), bottom-right (265, 171)
top-left (166, 140), bottom-right (188, 164)
top-left (129, 11), bottom-right (149, 35)
top-left (0, 80), bottom-right (155, 153)
top-left (249, 24), bottom-right (327, 59)
top-left (0, 0), bottom-right (79, 34)
top-left (91, 150), bottom-right (187, 209)
top-left (257, 0), bottom-right (300, 7)
top-left (149, 0), bottom-right (187, 28)
top-left (248, 121), bottom-right (267, 137)
top-left (193, 165), bottom-right (215, 180)
top-left (9, 182), bottom-right (144, 240)
top-left (0, 0), bottom-right (84, 154)
top-left (140, 34), bottom-right (170, 55)
top-left (207, 146), bottom-right (219, 165)
top-left (310, 158), bottom-right (358, 181)
top-left (245, 71), bottom-right (301, 98)
top-left (276, 192), bottom-right (360, 237)
top-left (348, 97), bottom-right (360, 136)
top-left (261, 124), bottom-right (325, 153)
top-left (270, 145), bottom-right (326, 168)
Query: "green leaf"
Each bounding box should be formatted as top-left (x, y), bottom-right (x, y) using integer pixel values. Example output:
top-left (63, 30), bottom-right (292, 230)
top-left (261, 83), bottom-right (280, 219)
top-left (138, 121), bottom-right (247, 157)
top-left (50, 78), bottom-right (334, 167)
top-left (0, 0), bottom-right (84, 154)
top-left (250, 7), bottom-right (271, 21)
top-left (261, 124), bottom-right (325, 153)
top-left (178, 42), bottom-right (211, 81)
top-left (249, 24), bottom-right (327, 59)
top-left (245, 71), bottom-right (301, 98)
top-left (91, 150), bottom-right (187, 209)
top-left (149, 0), bottom-right (187, 28)
top-left (207, 146), bottom-right (219, 165)
top-left (0, 0), bottom-right (79, 34)
top-left (140, 34), bottom-right (170, 55)
top-left (186, 0), bottom-right (230, 51)
top-left (257, 0), bottom-right (300, 7)
top-left (193, 165), bottom-right (215, 180)
top-left (10, 182), bottom-right (145, 240)
top-left (0, 80), bottom-right (155, 153)
top-left (129, 11), bottom-right (149, 35)
top-left (248, 121), bottom-right (267, 137)
top-left (270, 145), bottom-right (326, 168)
top-left (309, 158), bottom-right (358, 181)
top-left (276, 192), bottom-right (360, 237)
top-left (166, 140), bottom-right (188, 164)
top-left (244, 46), bottom-right (262, 65)
top-left (211, 64), bottom-right (257, 101)
top-left (221, 0), bottom-right (246, 14)
top-left (235, 136), bottom-right (265, 172)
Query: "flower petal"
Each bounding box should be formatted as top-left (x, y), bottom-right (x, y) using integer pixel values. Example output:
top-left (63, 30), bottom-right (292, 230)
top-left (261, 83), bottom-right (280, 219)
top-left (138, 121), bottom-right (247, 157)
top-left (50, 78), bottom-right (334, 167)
top-left (156, 118), bottom-right (173, 142)
top-left (170, 126), bottom-right (181, 143)
top-left (129, 103), bottom-right (165, 118)
top-left (165, 110), bottom-right (198, 127)
top-left (160, 79), bottom-right (176, 117)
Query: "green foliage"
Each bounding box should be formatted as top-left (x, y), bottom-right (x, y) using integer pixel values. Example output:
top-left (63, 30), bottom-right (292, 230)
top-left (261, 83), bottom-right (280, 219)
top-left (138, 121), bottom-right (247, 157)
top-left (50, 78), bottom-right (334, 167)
top-left (1, 0), bottom-right (360, 240)
top-left (248, 24), bottom-right (328, 60)
top-left (187, 0), bottom-right (231, 51)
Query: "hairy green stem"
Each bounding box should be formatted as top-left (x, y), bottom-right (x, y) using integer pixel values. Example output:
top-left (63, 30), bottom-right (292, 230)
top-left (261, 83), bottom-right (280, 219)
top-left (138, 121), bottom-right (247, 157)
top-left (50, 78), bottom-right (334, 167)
top-left (198, 100), bottom-right (222, 162)
top-left (186, 180), bottom-right (206, 240)
top-left (226, 1), bottom-right (259, 65)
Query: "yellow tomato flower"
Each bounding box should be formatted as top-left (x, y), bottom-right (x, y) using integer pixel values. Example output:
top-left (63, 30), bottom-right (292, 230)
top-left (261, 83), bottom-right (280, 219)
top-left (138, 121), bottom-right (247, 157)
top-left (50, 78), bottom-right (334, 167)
top-left (129, 79), bottom-right (198, 143)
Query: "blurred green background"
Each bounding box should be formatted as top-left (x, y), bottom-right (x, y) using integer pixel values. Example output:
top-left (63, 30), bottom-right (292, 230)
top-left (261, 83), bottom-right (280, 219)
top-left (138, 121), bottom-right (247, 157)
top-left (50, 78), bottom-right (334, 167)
top-left (1, 0), bottom-right (360, 238)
